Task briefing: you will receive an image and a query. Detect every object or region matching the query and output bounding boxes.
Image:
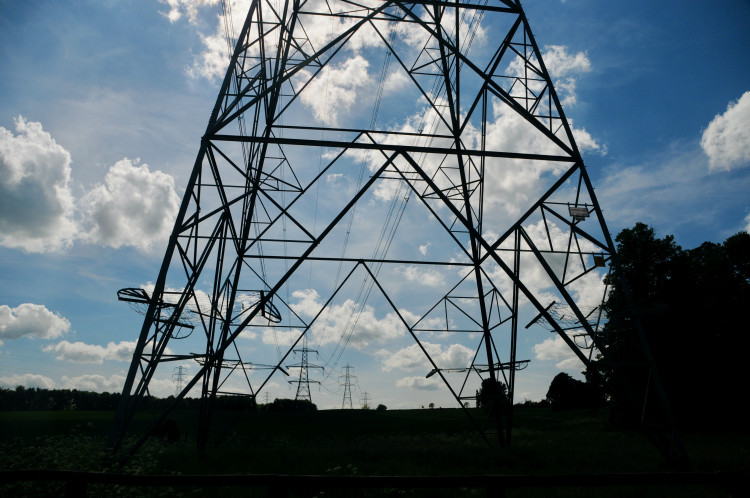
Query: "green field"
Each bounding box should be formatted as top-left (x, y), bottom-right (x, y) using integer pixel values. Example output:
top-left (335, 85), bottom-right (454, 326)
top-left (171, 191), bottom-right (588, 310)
top-left (1, 406), bottom-right (747, 496)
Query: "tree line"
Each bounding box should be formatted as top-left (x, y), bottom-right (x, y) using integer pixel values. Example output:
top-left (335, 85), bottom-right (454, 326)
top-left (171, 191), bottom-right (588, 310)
top-left (0, 387), bottom-right (256, 412)
top-left (544, 223), bottom-right (749, 429)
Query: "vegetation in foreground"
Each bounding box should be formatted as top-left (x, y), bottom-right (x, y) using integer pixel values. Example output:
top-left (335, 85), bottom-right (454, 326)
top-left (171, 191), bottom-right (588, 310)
top-left (1, 406), bottom-right (747, 497)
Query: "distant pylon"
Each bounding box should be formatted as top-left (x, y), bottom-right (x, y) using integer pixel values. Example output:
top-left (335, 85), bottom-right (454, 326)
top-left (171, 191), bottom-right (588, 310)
top-left (172, 366), bottom-right (187, 397)
top-left (287, 336), bottom-right (323, 402)
top-left (360, 391), bottom-right (372, 410)
top-left (339, 364), bottom-right (356, 409)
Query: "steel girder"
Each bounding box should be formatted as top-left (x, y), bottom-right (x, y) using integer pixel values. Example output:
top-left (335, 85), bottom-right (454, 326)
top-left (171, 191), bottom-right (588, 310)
top-left (108, 0), bottom-right (687, 466)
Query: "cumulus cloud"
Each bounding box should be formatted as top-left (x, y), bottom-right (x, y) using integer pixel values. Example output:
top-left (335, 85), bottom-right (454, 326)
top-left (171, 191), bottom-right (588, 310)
top-left (182, 0), bottom-right (382, 82)
top-left (0, 373), bottom-right (57, 390)
top-left (484, 219), bottom-right (605, 311)
top-left (60, 374), bottom-right (126, 392)
top-left (42, 340), bottom-right (137, 363)
top-left (160, 0), bottom-right (220, 24)
top-left (701, 91), bottom-right (750, 171)
top-left (0, 116), bottom-right (77, 252)
top-left (81, 158), bottom-right (180, 252)
top-left (365, 45), bottom-right (600, 213)
top-left (398, 265), bottom-right (446, 287)
top-left (540, 45), bottom-right (591, 108)
top-left (42, 338), bottom-right (173, 364)
top-left (289, 288), bottom-right (407, 349)
top-left (298, 55), bottom-right (371, 126)
top-left (261, 327), bottom-right (301, 347)
top-left (1, 117), bottom-right (180, 254)
top-left (378, 341), bottom-right (474, 372)
top-left (532, 334), bottom-right (584, 371)
top-left (0, 303), bottom-right (71, 341)
top-left (395, 375), bottom-right (440, 391)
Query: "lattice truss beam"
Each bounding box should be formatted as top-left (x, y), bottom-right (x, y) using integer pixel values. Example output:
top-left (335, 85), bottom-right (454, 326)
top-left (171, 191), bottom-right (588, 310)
top-left (109, 0), bottom-right (684, 463)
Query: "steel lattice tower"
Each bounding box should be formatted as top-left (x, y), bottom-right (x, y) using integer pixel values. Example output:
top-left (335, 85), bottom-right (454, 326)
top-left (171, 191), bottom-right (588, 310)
top-left (287, 337), bottom-right (323, 402)
top-left (339, 363), bottom-right (356, 409)
top-left (108, 0), bottom-right (686, 466)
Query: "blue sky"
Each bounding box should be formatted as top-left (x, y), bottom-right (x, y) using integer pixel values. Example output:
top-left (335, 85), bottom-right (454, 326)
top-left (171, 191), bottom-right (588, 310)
top-left (1, 0), bottom-right (749, 410)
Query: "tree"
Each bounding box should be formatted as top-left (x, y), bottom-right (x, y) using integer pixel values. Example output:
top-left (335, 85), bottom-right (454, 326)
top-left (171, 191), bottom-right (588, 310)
top-left (267, 398), bottom-right (317, 412)
top-left (600, 223), bottom-right (750, 428)
top-left (475, 377), bottom-right (508, 409)
top-left (545, 372), bottom-right (603, 411)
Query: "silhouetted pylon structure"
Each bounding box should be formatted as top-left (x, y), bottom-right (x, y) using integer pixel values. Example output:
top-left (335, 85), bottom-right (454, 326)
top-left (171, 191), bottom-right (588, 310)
top-left (287, 337), bottom-right (323, 402)
top-left (109, 0), bottom-right (686, 466)
top-left (339, 364), bottom-right (356, 409)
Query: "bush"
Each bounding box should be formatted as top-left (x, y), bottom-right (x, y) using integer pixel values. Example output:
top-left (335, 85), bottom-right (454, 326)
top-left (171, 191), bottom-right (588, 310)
top-left (266, 398), bottom-right (317, 412)
top-left (546, 373), bottom-right (602, 411)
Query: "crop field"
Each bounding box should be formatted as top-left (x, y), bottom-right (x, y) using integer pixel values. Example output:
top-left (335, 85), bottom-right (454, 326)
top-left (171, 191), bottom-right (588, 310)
top-left (1, 406), bottom-right (747, 496)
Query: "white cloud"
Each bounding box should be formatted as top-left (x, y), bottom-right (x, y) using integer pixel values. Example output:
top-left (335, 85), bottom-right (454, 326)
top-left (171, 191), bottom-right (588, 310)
top-left (418, 242), bottom-right (431, 256)
top-left (395, 375), bottom-right (440, 391)
top-left (298, 55), bottom-right (371, 126)
top-left (42, 338), bottom-right (173, 364)
top-left (81, 158), bottom-right (180, 252)
top-left (383, 70), bottom-right (410, 93)
top-left (0, 117), bottom-right (180, 254)
top-left (0, 117), bottom-right (77, 252)
top-left (532, 334), bottom-right (584, 371)
top-left (0, 373), bottom-right (56, 390)
top-left (596, 140), bottom-right (750, 234)
top-left (189, 28), bottom-right (232, 80)
top-left (288, 288), bottom-right (407, 349)
top-left (546, 45), bottom-right (591, 74)
top-left (701, 91), bottom-right (750, 171)
top-left (179, 0), bottom-right (249, 80)
top-left (160, 0), bottom-right (220, 24)
top-left (379, 341), bottom-right (474, 372)
top-left (60, 374), bottom-right (127, 392)
top-left (365, 44), bottom-right (600, 214)
top-left (398, 265), bottom-right (446, 287)
top-left (541, 45), bottom-right (591, 108)
top-left (481, 109), bottom-right (601, 218)
top-left (182, 0), bottom-right (384, 82)
top-left (745, 213), bottom-right (750, 233)
top-left (0, 303), bottom-right (71, 341)
top-left (43, 340), bottom-right (137, 363)
top-left (507, 45), bottom-right (591, 109)
top-left (483, 219), bottom-right (605, 312)
top-left (261, 327), bottom-right (301, 347)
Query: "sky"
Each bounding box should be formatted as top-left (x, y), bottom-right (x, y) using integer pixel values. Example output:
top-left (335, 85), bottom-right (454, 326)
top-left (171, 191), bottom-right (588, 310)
top-left (1, 0), bottom-right (749, 411)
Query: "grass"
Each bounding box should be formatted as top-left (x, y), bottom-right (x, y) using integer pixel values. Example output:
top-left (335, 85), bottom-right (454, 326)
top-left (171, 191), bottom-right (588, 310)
top-left (1, 406), bottom-right (747, 496)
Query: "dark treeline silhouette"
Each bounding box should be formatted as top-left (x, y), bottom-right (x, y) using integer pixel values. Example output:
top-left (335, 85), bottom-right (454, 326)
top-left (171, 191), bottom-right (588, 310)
top-left (0, 386), bottom-right (257, 412)
top-left (597, 223), bottom-right (750, 429)
top-left (0, 386), bottom-right (123, 411)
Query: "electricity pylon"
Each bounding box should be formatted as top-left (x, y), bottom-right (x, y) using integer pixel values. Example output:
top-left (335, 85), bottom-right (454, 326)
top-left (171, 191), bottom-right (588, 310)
top-left (172, 365), bottom-right (187, 396)
top-left (287, 337), bottom-right (323, 402)
top-left (339, 364), bottom-right (356, 409)
top-left (360, 391), bottom-right (372, 410)
top-left (108, 0), bottom-right (686, 467)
